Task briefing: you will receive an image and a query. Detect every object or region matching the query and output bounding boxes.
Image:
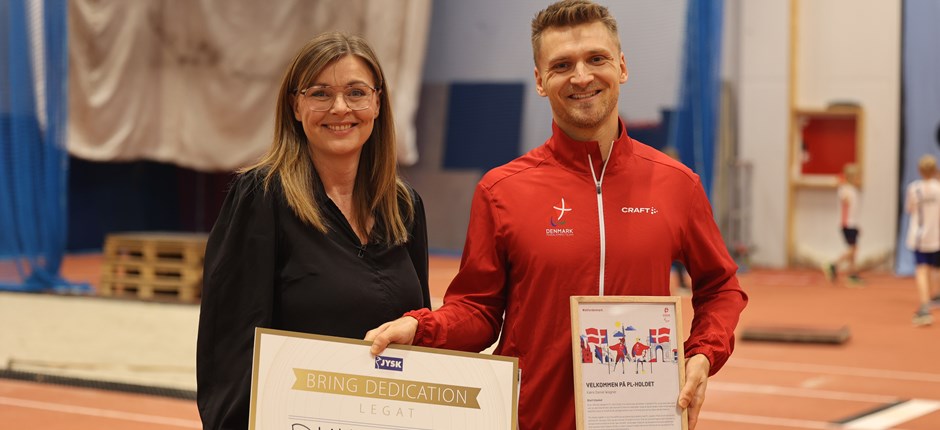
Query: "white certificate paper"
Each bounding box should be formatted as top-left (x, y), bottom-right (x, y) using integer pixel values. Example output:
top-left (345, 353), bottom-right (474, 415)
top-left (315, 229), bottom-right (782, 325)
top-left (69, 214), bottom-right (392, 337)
top-left (570, 296), bottom-right (688, 430)
top-left (249, 328), bottom-right (519, 430)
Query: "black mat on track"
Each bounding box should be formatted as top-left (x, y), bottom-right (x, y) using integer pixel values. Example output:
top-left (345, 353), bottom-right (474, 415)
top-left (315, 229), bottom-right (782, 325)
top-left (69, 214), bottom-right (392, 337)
top-left (0, 369), bottom-right (196, 400)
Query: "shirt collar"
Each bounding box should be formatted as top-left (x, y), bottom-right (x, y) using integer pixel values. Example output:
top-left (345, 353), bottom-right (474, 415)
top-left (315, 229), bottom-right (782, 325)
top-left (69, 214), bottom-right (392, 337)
top-left (546, 117), bottom-right (633, 175)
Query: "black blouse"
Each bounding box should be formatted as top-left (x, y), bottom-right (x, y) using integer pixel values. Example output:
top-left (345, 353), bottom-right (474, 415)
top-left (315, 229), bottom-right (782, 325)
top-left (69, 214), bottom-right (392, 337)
top-left (196, 170), bottom-right (430, 430)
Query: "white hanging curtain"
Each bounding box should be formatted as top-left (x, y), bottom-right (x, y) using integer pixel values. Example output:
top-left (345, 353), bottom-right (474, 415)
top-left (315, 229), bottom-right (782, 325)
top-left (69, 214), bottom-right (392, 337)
top-left (67, 0), bottom-right (430, 171)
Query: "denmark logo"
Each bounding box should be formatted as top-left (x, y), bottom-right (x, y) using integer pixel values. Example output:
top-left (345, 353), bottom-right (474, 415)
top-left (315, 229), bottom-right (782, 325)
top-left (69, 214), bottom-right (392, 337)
top-left (547, 198), bottom-right (574, 236)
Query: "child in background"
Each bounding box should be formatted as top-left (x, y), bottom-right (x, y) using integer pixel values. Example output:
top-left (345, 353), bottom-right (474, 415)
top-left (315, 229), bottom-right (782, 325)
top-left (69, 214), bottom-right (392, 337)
top-left (905, 155), bottom-right (940, 326)
top-left (825, 163), bottom-right (862, 285)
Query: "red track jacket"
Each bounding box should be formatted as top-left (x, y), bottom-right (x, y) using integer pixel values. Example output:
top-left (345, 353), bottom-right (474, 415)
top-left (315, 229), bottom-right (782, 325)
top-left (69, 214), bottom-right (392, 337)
top-left (407, 120), bottom-right (748, 429)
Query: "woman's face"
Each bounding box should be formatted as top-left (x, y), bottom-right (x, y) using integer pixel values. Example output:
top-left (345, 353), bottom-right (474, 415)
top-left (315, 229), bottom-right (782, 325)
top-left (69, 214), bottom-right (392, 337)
top-left (293, 55), bottom-right (380, 163)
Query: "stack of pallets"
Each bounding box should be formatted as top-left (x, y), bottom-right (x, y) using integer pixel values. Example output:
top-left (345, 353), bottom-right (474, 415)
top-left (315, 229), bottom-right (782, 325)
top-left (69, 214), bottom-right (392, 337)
top-left (99, 232), bottom-right (209, 303)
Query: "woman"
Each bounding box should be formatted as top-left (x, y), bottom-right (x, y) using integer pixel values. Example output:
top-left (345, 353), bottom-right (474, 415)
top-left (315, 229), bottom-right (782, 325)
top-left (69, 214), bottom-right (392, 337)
top-left (196, 32), bottom-right (430, 429)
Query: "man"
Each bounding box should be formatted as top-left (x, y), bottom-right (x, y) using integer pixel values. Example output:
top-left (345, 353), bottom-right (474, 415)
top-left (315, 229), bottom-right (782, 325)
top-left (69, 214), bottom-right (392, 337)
top-left (367, 1), bottom-right (748, 428)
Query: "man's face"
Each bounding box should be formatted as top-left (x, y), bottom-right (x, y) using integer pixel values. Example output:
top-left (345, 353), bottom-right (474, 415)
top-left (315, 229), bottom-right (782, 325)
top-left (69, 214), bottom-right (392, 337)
top-left (534, 21), bottom-right (628, 134)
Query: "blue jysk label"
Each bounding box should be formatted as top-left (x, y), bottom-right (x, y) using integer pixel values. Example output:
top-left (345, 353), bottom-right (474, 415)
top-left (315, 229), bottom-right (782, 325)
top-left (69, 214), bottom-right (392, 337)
top-left (374, 355), bottom-right (404, 371)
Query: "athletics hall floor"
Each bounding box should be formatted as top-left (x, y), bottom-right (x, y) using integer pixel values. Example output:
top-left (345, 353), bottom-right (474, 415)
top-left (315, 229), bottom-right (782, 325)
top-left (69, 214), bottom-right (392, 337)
top-left (1, 254), bottom-right (938, 429)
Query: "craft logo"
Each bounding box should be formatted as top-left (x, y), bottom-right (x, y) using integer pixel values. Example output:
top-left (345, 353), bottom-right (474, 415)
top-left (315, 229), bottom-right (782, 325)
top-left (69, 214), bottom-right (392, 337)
top-left (375, 355), bottom-right (403, 371)
top-left (546, 198), bottom-right (574, 237)
top-left (663, 306), bottom-right (672, 323)
top-left (621, 206), bottom-right (658, 215)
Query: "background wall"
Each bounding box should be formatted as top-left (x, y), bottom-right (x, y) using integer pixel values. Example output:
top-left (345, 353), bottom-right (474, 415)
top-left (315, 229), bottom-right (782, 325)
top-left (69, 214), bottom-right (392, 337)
top-left (730, 0), bottom-right (790, 268)
top-left (792, 0), bottom-right (900, 269)
top-left (734, 0), bottom-right (901, 268)
top-left (60, 0), bottom-right (909, 269)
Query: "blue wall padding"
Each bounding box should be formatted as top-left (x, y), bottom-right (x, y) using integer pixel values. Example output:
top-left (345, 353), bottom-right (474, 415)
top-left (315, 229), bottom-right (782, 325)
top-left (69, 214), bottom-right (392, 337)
top-left (895, 0), bottom-right (940, 275)
top-left (443, 83), bottom-right (524, 172)
top-left (67, 157), bottom-right (232, 251)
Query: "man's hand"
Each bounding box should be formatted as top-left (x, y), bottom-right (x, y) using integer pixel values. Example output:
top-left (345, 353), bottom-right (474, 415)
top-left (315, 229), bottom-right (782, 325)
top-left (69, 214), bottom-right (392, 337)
top-left (364, 316), bottom-right (419, 355)
top-left (678, 353), bottom-right (711, 429)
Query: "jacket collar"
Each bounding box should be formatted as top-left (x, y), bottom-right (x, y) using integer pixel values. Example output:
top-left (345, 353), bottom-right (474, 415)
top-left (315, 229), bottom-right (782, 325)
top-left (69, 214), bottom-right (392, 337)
top-left (546, 117), bottom-right (633, 175)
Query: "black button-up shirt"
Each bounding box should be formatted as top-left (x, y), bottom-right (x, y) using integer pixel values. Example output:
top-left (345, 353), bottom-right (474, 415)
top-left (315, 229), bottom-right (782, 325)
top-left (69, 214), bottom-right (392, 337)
top-left (196, 170), bottom-right (429, 430)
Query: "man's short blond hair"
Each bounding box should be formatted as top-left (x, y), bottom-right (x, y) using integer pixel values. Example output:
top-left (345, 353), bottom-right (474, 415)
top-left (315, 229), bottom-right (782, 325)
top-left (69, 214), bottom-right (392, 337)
top-left (530, 0), bottom-right (620, 64)
top-left (918, 154), bottom-right (937, 178)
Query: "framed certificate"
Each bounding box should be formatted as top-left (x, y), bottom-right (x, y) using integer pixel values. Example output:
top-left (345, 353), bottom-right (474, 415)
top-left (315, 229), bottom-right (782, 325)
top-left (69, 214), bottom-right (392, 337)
top-left (249, 327), bottom-right (519, 430)
top-left (570, 296), bottom-right (688, 430)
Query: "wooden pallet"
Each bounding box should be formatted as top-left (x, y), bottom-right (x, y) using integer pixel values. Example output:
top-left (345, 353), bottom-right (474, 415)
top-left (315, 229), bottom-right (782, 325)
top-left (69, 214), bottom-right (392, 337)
top-left (99, 232), bottom-right (208, 303)
top-left (102, 232), bottom-right (208, 265)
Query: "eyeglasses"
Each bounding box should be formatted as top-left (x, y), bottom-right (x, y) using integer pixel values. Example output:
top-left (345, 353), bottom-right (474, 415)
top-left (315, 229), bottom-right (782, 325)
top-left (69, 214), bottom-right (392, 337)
top-left (295, 84), bottom-right (378, 111)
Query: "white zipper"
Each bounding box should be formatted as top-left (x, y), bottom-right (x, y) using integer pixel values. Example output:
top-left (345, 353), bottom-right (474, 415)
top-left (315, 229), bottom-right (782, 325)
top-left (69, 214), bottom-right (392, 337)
top-left (588, 141), bottom-right (614, 296)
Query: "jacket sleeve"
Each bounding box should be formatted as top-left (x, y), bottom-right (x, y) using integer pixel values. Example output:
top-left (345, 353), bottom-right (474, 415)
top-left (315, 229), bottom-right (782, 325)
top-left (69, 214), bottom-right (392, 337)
top-left (406, 182), bottom-right (505, 352)
top-left (406, 189), bottom-right (432, 310)
top-left (196, 173), bottom-right (277, 430)
top-left (681, 179), bottom-right (748, 375)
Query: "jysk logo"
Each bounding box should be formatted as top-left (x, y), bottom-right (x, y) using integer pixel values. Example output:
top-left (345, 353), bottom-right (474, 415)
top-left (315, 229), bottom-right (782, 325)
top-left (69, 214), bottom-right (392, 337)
top-left (546, 198), bottom-right (574, 237)
top-left (375, 355), bottom-right (403, 371)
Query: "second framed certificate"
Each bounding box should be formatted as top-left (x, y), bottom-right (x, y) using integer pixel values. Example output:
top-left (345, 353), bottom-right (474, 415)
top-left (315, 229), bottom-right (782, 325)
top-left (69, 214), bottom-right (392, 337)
top-left (570, 296), bottom-right (688, 430)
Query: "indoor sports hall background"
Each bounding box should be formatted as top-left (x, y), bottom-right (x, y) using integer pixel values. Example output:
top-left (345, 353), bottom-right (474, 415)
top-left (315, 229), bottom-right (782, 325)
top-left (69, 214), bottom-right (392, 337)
top-left (2, 1), bottom-right (940, 429)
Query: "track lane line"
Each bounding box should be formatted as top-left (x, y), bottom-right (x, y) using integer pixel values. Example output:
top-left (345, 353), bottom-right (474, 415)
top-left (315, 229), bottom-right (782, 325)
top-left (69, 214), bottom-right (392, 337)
top-left (729, 358), bottom-right (940, 383)
top-left (699, 411), bottom-right (842, 429)
top-left (841, 399), bottom-right (940, 429)
top-left (710, 381), bottom-right (904, 403)
top-left (0, 396), bottom-right (200, 428)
